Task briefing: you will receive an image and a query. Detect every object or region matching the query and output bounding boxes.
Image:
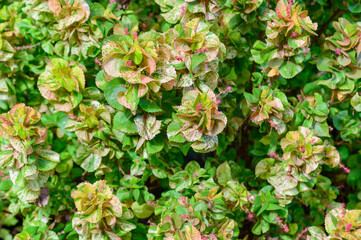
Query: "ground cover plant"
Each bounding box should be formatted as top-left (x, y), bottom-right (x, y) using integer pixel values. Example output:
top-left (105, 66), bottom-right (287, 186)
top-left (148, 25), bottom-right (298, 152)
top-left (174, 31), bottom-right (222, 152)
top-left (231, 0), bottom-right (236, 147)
top-left (1, 0), bottom-right (361, 239)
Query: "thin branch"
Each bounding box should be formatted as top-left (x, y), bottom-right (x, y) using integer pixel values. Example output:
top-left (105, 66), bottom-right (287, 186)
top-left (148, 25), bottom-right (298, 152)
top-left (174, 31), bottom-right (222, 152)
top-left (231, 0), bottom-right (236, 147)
top-left (311, 9), bottom-right (345, 46)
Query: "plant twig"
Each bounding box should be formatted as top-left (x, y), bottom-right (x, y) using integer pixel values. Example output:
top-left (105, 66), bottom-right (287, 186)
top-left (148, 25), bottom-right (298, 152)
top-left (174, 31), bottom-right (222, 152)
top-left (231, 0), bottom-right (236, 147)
top-left (311, 9), bottom-right (344, 46)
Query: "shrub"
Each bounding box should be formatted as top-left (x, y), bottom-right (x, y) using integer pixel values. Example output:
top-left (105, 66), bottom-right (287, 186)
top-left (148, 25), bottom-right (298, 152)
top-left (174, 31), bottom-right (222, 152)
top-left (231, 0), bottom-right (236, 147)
top-left (0, 0), bottom-right (361, 239)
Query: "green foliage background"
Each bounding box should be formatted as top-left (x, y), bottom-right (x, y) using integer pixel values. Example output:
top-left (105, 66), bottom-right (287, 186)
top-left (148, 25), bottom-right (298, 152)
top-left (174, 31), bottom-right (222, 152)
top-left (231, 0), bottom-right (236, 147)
top-left (1, 0), bottom-right (361, 239)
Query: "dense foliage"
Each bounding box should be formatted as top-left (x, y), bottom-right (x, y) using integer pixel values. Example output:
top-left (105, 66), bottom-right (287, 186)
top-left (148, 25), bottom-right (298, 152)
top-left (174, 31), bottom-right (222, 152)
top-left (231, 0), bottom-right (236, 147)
top-left (1, 0), bottom-right (361, 239)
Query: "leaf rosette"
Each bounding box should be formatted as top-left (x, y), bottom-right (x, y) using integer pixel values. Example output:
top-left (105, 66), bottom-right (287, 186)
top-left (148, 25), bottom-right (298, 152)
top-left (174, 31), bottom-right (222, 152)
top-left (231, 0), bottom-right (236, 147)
top-left (256, 127), bottom-right (340, 199)
top-left (168, 90), bottom-right (226, 152)
top-left (151, 183), bottom-right (238, 240)
top-left (168, 18), bottom-right (225, 89)
top-left (326, 18), bottom-right (361, 67)
top-left (49, 0), bottom-right (90, 29)
top-left (251, 0), bottom-right (317, 78)
top-left (0, 104), bottom-right (47, 169)
top-left (65, 102), bottom-right (112, 143)
top-left (102, 29), bottom-right (159, 79)
top-left (231, 0), bottom-right (263, 15)
top-left (317, 18), bottom-right (361, 101)
top-left (102, 29), bottom-right (177, 112)
top-left (244, 86), bottom-right (293, 134)
top-left (155, 0), bottom-right (225, 24)
top-left (71, 180), bottom-right (135, 240)
top-left (0, 105), bottom-right (60, 204)
top-left (48, 0), bottom-right (102, 57)
top-left (325, 207), bottom-right (361, 239)
top-left (293, 93), bottom-right (330, 137)
top-left (298, 93), bottom-right (329, 123)
top-left (38, 58), bottom-right (85, 112)
top-left (223, 180), bottom-right (250, 211)
top-left (280, 127), bottom-right (340, 176)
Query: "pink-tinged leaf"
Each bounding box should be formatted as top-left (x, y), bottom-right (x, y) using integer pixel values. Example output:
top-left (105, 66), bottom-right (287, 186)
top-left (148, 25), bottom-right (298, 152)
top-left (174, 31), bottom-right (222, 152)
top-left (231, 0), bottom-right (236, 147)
top-left (175, 73), bottom-right (193, 88)
top-left (138, 84), bottom-right (149, 98)
top-left (140, 75), bottom-right (154, 84)
top-left (126, 85), bottom-right (139, 112)
top-left (269, 98), bottom-right (284, 111)
top-left (71, 66), bottom-right (86, 91)
top-left (104, 230), bottom-right (121, 240)
top-left (356, 42), bottom-right (361, 55)
top-left (49, 0), bottom-right (61, 15)
top-left (181, 124), bottom-right (202, 142)
top-left (54, 102), bottom-right (73, 112)
top-left (337, 53), bottom-right (351, 66)
top-left (120, 70), bottom-right (142, 84)
top-left (140, 48), bottom-right (156, 75)
top-left (185, 225), bottom-right (202, 240)
top-left (109, 196), bottom-right (123, 217)
top-left (103, 57), bottom-right (123, 78)
top-left (78, 0), bottom-right (90, 22)
top-left (337, 38), bottom-right (351, 47)
top-left (208, 113), bottom-right (227, 136)
top-left (135, 115), bottom-right (162, 140)
top-left (38, 85), bottom-right (58, 101)
top-left (174, 38), bottom-right (193, 52)
top-left (117, 92), bottom-right (132, 110)
top-left (250, 109), bottom-right (268, 124)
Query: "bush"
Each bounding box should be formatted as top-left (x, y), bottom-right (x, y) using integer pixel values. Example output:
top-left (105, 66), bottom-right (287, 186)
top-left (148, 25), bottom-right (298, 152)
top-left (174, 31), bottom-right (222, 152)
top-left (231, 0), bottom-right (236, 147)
top-left (0, 0), bottom-right (361, 239)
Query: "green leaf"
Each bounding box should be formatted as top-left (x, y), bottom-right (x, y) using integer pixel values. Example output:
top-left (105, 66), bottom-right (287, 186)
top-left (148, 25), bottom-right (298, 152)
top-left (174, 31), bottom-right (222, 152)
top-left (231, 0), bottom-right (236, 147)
top-left (252, 220), bottom-right (262, 235)
top-left (229, 15), bottom-right (242, 29)
top-left (216, 162), bottom-right (232, 186)
top-left (41, 41), bottom-right (54, 55)
top-left (261, 47), bottom-right (277, 62)
top-left (134, 46), bottom-right (143, 65)
top-left (139, 98), bottom-right (163, 113)
top-left (105, 78), bottom-right (127, 110)
top-left (351, 93), bottom-right (361, 112)
top-left (131, 202), bottom-right (154, 219)
top-left (349, 4), bottom-right (361, 13)
top-left (266, 203), bottom-right (283, 211)
top-left (145, 135), bottom-right (165, 155)
top-left (90, 3), bottom-right (105, 18)
top-left (0, 179), bottom-right (12, 191)
top-left (314, 121), bottom-right (330, 137)
top-left (279, 61), bottom-right (303, 79)
top-left (113, 111), bottom-right (138, 134)
top-left (269, 58), bottom-right (284, 68)
top-left (80, 153), bottom-right (101, 172)
top-left (36, 150), bottom-right (60, 171)
top-left (191, 53), bottom-right (206, 72)
top-left (185, 161), bottom-right (201, 173)
top-left (244, 92), bottom-right (258, 103)
top-left (126, 85), bottom-right (140, 112)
